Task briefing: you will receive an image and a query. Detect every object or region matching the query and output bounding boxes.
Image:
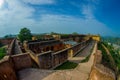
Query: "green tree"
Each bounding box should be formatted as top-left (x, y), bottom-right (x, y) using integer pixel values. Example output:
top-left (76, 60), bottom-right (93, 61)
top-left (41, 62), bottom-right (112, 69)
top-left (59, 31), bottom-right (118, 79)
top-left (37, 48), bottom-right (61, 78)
top-left (72, 32), bottom-right (79, 35)
top-left (4, 34), bottom-right (16, 38)
top-left (51, 32), bottom-right (59, 35)
top-left (18, 27), bottom-right (32, 42)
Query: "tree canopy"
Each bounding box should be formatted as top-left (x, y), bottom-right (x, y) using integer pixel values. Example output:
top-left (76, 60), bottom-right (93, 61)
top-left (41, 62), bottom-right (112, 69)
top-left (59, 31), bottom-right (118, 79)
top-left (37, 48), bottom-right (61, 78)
top-left (18, 27), bottom-right (32, 42)
top-left (72, 32), bottom-right (79, 35)
top-left (4, 34), bottom-right (16, 39)
top-left (51, 32), bottom-right (59, 35)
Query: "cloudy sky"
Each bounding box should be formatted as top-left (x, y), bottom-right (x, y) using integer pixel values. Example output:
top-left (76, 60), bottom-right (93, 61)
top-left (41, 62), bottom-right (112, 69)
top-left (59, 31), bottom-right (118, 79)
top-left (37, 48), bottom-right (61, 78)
top-left (0, 0), bottom-right (119, 37)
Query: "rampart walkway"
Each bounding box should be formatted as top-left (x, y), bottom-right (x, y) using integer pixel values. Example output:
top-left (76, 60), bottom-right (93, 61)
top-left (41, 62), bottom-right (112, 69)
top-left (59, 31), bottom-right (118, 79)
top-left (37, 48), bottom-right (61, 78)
top-left (68, 42), bottom-right (94, 63)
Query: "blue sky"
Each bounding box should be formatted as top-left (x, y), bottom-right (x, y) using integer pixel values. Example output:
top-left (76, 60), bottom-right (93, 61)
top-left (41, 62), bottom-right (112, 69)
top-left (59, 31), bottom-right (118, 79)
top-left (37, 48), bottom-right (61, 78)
top-left (0, 0), bottom-right (119, 37)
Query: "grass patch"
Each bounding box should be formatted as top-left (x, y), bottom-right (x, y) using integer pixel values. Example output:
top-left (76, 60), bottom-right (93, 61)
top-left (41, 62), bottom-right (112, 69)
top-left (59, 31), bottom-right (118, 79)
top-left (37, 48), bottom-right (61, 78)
top-left (54, 61), bottom-right (78, 70)
top-left (0, 47), bottom-right (6, 59)
top-left (81, 54), bottom-right (91, 63)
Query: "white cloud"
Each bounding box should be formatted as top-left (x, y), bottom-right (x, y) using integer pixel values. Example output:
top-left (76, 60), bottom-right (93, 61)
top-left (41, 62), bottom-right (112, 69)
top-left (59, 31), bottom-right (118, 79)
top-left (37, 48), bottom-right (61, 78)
top-left (32, 14), bottom-right (114, 36)
top-left (0, 0), bottom-right (4, 8)
top-left (0, 0), bottom-right (36, 35)
top-left (0, 0), bottom-right (115, 37)
top-left (82, 5), bottom-right (94, 19)
top-left (22, 0), bottom-right (55, 5)
top-left (79, 2), bottom-right (115, 35)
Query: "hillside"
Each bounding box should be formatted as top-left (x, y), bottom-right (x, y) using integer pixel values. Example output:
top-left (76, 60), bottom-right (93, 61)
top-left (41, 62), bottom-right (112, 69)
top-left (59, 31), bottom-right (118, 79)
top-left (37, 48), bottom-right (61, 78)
top-left (102, 36), bottom-right (120, 45)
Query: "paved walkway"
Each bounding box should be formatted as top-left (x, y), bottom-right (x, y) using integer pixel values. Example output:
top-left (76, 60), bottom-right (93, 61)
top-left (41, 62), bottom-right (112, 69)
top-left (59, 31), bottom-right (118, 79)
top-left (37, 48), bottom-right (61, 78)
top-left (68, 42), bottom-right (94, 63)
top-left (19, 42), bottom-right (97, 80)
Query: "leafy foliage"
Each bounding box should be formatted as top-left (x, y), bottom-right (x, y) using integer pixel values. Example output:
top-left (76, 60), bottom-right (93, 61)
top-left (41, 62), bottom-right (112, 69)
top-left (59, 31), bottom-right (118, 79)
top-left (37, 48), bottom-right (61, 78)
top-left (18, 27), bottom-right (32, 42)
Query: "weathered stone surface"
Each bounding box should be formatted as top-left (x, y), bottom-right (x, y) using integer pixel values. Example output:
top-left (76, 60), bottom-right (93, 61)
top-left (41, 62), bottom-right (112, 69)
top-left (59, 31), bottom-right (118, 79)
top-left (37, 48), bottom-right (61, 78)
top-left (89, 65), bottom-right (115, 80)
top-left (11, 53), bottom-right (32, 70)
top-left (27, 40), bottom-right (65, 53)
top-left (0, 56), bottom-right (17, 80)
top-left (37, 51), bottom-right (52, 69)
top-left (18, 68), bottom-right (54, 80)
top-left (18, 41), bottom-right (97, 80)
top-left (89, 50), bottom-right (115, 80)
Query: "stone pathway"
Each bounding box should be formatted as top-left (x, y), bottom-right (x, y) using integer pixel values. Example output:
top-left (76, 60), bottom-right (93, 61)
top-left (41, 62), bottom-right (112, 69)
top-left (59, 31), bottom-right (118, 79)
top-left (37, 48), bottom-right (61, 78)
top-left (18, 69), bottom-right (55, 80)
top-left (19, 42), bottom-right (97, 80)
top-left (68, 42), bottom-right (94, 63)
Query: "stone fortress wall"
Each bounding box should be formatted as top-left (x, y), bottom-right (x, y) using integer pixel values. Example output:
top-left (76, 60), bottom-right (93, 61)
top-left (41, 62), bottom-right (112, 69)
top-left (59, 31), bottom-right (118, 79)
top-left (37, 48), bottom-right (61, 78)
top-left (0, 52), bottom-right (32, 80)
top-left (26, 39), bottom-right (90, 69)
top-left (0, 35), bottom-right (99, 80)
top-left (89, 50), bottom-right (116, 80)
top-left (0, 38), bottom-right (14, 46)
top-left (0, 56), bottom-right (17, 80)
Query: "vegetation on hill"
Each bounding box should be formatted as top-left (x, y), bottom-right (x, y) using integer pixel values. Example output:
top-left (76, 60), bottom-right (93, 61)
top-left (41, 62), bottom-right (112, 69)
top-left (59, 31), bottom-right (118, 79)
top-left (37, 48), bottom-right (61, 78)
top-left (72, 32), bottom-right (79, 35)
top-left (102, 36), bottom-right (120, 45)
top-left (50, 32), bottom-right (60, 35)
top-left (99, 41), bottom-right (120, 73)
top-left (4, 34), bottom-right (16, 39)
top-left (18, 27), bottom-right (32, 43)
top-left (98, 42), bottom-right (115, 71)
top-left (103, 42), bottom-right (120, 73)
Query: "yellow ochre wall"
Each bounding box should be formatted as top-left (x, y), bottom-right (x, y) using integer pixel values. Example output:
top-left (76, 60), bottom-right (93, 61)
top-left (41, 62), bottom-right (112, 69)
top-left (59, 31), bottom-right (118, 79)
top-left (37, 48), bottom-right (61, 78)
top-left (92, 36), bottom-right (100, 41)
